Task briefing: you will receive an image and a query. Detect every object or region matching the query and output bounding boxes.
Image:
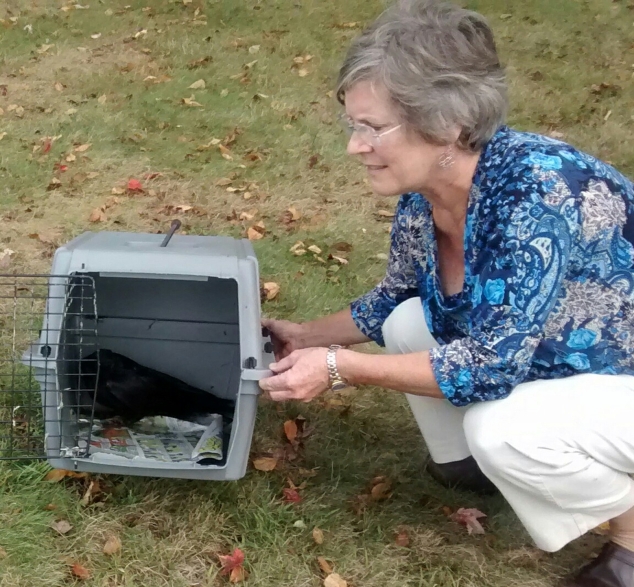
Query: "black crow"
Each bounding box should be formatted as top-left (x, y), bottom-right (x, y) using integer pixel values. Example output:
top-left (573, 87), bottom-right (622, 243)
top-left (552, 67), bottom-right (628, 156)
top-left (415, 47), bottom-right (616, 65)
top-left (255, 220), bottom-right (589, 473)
top-left (72, 349), bottom-right (234, 423)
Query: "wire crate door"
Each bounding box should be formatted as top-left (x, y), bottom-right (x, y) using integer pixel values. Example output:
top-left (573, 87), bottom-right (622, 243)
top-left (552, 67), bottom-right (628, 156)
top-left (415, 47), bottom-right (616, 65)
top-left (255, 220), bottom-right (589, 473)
top-left (0, 274), bottom-right (100, 461)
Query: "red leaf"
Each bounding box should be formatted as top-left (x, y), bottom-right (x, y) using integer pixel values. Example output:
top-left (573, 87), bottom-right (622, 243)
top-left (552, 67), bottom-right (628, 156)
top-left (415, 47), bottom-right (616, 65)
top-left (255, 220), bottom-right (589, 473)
top-left (218, 548), bottom-right (245, 576)
top-left (450, 507), bottom-right (487, 535)
top-left (127, 178), bottom-right (144, 192)
top-left (282, 487), bottom-right (302, 503)
top-left (42, 140), bottom-right (52, 154)
top-left (70, 563), bottom-right (91, 580)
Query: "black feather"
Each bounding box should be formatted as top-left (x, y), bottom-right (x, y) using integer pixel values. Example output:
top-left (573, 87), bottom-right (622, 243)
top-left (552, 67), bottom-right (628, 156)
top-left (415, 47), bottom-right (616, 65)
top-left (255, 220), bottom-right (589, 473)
top-left (74, 349), bottom-right (234, 423)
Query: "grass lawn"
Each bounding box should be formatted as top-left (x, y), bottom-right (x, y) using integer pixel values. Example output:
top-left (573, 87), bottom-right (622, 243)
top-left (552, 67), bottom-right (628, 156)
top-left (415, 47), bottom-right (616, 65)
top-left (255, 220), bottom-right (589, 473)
top-left (0, 0), bottom-right (633, 585)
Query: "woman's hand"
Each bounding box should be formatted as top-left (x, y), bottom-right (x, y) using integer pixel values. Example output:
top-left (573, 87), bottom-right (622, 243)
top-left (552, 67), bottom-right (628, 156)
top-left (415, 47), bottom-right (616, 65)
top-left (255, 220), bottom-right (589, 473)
top-left (259, 348), bottom-right (330, 402)
top-left (261, 318), bottom-right (306, 361)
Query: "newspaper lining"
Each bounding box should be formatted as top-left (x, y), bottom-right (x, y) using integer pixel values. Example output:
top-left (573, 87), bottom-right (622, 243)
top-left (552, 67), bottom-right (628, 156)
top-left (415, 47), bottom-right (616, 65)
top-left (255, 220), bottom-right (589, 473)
top-left (84, 414), bottom-right (224, 463)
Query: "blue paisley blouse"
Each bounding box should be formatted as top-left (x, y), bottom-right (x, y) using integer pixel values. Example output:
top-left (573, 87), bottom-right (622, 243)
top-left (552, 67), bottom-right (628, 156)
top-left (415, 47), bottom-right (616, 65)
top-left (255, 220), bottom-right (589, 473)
top-left (350, 125), bottom-right (634, 406)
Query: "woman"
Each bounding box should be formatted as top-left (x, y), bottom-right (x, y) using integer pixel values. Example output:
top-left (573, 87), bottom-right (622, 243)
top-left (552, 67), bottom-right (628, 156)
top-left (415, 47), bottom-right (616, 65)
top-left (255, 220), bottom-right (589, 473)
top-left (259, 1), bottom-right (634, 584)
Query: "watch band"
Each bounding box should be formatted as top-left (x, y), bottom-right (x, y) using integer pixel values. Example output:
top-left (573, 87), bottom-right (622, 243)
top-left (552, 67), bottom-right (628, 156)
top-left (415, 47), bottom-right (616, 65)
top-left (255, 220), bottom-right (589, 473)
top-left (326, 344), bottom-right (348, 391)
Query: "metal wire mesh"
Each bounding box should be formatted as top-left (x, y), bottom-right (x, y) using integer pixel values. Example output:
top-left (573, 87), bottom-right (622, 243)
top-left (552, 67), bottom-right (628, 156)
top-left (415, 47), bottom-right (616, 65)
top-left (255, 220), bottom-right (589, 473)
top-left (0, 274), bottom-right (98, 460)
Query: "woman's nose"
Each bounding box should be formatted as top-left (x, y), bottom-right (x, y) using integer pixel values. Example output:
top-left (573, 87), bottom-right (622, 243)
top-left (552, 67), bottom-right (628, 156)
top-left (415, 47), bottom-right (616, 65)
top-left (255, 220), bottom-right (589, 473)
top-left (346, 132), bottom-right (373, 156)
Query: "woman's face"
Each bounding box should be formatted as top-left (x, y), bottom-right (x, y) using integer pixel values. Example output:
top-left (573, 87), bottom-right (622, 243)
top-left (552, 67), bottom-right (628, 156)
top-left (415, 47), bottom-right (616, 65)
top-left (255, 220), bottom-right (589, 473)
top-left (344, 80), bottom-right (446, 197)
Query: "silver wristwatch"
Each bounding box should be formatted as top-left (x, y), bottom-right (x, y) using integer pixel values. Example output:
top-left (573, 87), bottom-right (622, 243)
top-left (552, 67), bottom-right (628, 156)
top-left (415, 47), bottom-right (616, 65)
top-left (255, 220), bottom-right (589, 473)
top-left (326, 344), bottom-right (348, 392)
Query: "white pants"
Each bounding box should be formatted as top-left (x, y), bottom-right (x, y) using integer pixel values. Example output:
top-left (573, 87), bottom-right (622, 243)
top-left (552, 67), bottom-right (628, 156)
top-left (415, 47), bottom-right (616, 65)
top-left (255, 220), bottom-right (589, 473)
top-left (383, 297), bottom-right (634, 552)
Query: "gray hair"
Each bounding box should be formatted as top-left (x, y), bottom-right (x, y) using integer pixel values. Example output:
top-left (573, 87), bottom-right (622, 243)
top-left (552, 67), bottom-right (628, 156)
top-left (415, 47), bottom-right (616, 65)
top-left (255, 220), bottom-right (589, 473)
top-left (336, 0), bottom-right (508, 151)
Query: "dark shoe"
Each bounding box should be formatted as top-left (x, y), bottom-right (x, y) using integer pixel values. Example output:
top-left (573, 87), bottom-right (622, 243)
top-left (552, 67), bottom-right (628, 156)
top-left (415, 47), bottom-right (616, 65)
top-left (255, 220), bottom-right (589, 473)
top-left (425, 456), bottom-right (498, 495)
top-left (564, 542), bottom-right (634, 587)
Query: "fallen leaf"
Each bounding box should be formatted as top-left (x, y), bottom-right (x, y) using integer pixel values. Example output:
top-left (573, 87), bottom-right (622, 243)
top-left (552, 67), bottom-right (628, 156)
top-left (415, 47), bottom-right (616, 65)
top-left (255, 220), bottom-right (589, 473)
top-left (42, 139), bottom-right (52, 154)
top-left (65, 153), bottom-right (76, 162)
top-left (248, 44), bottom-right (260, 54)
top-left (70, 563), bottom-right (90, 580)
top-left (253, 456), bottom-right (278, 471)
top-left (324, 573), bottom-right (347, 587)
top-left (51, 520), bottom-right (73, 535)
top-left (395, 530), bottom-right (410, 547)
top-left (450, 507), bottom-right (487, 535)
top-left (308, 244), bottom-right (322, 255)
top-left (0, 132), bottom-right (7, 142)
top-left (219, 144), bottom-right (233, 160)
top-left (282, 487), bottom-right (302, 503)
top-left (220, 88), bottom-right (229, 97)
top-left (317, 556), bottom-right (333, 575)
top-left (97, 94), bottom-right (107, 104)
top-left (80, 479), bottom-right (103, 506)
top-left (103, 535), bottom-right (122, 555)
top-left (111, 187), bottom-right (125, 195)
top-left (54, 81), bottom-right (64, 92)
top-left (90, 33), bottom-right (101, 39)
top-left (262, 282), bottom-right (280, 301)
top-left (284, 420), bottom-right (298, 443)
top-left (66, 108), bottom-right (77, 115)
top-left (47, 177), bottom-right (62, 191)
top-left (312, 527), bottom-right (324, 545)
top-left (218, 548), bottom-right (245, 576)
top-left (188, 79), bottom-right (206, 90)
top-left (89, 207), bottom-right (106, 223)
top-left (329, 255), bottom-right (348, 265)
top-left (298, 68), bottom-right (309, 77)
top-left (44, 503), bottom-right (57, 511)
top-left (247, 225), bottom-right (265, 240)
top-left (215, 177), bottom-right (233, 187)
top-left (74, 143), bottom-right (91, 153)
top-left (182, 95), bottom-right (203, 107)
top-left (287, 206), bottom-right (301, 221)
top-left (0, 546), bottom-right (6, 559)
top-left (127, 178), bottom-right (143, 192)
top-left (370, 480), bottom-right (392, 501)
top-left (230, 566), bottom-right (248, 583)
top-left (376, 209), bottom-right (394, 219)
top-left (548, 130), bottom-right (565, 139)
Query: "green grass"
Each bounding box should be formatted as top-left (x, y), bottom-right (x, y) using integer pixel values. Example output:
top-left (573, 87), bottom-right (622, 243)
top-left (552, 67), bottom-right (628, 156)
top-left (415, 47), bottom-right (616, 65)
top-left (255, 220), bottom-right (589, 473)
top-left (1, 0), bottom-right (632, 584)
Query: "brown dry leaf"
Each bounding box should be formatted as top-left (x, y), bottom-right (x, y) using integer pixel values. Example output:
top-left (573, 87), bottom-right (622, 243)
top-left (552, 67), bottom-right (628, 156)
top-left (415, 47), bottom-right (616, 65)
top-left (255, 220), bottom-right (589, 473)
top-left (324, 573), bottom-right (347, 587)
top-left (370, 480), bottom-right (392, 501)
top-left (215, 177), bottom-right (233, 187)
top-left (219, 144), bottom-right (234, 160)
top-left (80, 479), bottom-right (103, 506)
top-left (376, 209), bottom-right (394, 218)
top-left (0, 248), bottom-right (15, 269)
top-left (44, 469), bottom-right (70, 482)
top-left (70, 563), bottom-right (91, 580)
top-left (74, 143), bottom-right (91, 153)
top-left (450, 507), bottom-right (487, 535)
top-left (229, 566), bottom-right (249, 583)
top-left (111, 187), bottom-right (125, 195)
top-left (317, 556), bottom-right (333, 575)
top-left (47, 177), bottom-right (62, 191)
top-left (54, 81), bottom-right (64, 92)
top-left (330, 255), bottom-right (348, 265)
top-left (247, 224), bottom-right (265, 240)
top-left (0, 546), bottom-right (6, 559)
top-left (0, 132), bottom-right (6, 141)
top-left (103, 535), bottom-right (122, 555)
top-left (395, 530), bottom-right (410, 547)
top-left (89, 207), bottom-right (106, 223)
top-left (65, 153), bottom-right (76, 163)
top-left (298, 68), bottom-right (309, 77)
top-left (287, 206), bottom-right (301, 221)
top-left (312, 527), bottom-right (324, 545)
top-left (44, 503), bottom-right (57, 511)
top-left (284, 419), bottom-right (298, 443)
top-left (97, 94), bottom-right (107, 105)
top-left (51, 520), bottom-right (73, 535)
top-left (308, 244), bottom-right (322, 255)
top-left (262, 282), bottom-right (280, 301)
top-left (188, 79), bottom-right (206, 90)
top-left (253, 456), bottom-right (278, 471)
top-left (182, 95), bottom-right (203, 107)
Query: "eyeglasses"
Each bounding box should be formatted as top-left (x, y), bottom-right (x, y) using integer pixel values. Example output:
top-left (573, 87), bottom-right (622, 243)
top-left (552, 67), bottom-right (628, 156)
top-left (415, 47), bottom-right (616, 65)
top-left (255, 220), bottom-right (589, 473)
top-left (338, 114), bottom-right (402, 147)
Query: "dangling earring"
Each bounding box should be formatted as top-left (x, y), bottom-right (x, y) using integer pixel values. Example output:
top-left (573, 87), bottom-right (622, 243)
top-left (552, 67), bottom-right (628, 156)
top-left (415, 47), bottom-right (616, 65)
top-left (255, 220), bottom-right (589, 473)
top-left (438, 146), bottom-right (455, 169)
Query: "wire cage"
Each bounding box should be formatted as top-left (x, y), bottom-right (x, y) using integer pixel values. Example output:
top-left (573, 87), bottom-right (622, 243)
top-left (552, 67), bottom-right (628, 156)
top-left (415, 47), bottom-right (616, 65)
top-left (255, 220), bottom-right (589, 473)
top-left (0, 274), bottom-right (99, 461)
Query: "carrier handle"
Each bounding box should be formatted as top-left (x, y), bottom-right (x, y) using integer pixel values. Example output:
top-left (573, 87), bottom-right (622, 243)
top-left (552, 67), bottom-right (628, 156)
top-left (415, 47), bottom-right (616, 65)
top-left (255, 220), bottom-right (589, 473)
top-left (160, 220), bottom-right (181, 247)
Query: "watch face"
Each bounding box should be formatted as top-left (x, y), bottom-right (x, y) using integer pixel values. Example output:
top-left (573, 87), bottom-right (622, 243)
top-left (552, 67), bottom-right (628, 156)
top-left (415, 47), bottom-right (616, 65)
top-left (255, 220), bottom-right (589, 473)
top-left (331, 381), bottom-right (347, 392)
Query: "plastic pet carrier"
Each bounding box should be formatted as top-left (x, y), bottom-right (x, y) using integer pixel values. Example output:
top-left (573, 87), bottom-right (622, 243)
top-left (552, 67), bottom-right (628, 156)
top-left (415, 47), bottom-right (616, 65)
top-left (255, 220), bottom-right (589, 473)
top-left (0, 226), bottom-right (273, 480)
